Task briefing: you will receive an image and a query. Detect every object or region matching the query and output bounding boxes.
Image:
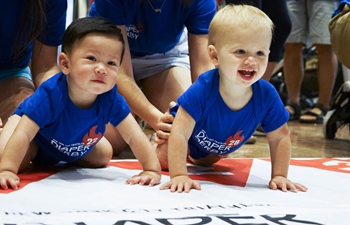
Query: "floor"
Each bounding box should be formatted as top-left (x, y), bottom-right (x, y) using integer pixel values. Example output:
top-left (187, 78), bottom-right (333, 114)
top-left (235, 121), bottom-right (350, 158)
top-left (117, 121), bottom-right (350, 159)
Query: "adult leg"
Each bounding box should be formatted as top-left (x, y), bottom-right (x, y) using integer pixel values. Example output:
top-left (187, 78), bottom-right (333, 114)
top-left (299, 0), bottom-right (338, 122)
top-left (299, 44), bottom-right (337, 122)
top-left (0, 77), bottom-right (34, 128)
top-left (283, 0), bottom-right (307, 119)
top-left (106, 66), bottom-right (191, 156)
top-left (74, 136), bottom-right (113, 168)
top-left (283, 43), bottom-right (305, 115)
top-left (262, 0), bottom-right (292, 81)
top-left (140, 66), bottom-right (191, 114)
top-left (314, 44), bottom-right (337, 108)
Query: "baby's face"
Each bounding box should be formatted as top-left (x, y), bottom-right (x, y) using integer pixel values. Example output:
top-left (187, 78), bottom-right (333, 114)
top-left (65, 33), bottom-right (123, 96)
top-left (214, 26), bottom-right (271, 87)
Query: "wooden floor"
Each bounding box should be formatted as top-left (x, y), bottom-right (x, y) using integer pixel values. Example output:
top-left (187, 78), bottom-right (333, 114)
top-left (236, 121), bottom-right (350, 158)
top-left (117, 121), bottom-right (350, 159)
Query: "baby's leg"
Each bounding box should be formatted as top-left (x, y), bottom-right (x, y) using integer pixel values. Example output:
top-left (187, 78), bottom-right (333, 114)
top-left (155, 141), bottom-right (169, 171)
top-left (74, 136), bottom-right (113, 168)
top-left (188, 154), bottom-right (229, 167)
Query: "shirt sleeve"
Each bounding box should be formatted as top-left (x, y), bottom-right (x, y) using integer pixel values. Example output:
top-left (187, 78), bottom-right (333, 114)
top-left (185, 0), bottom-right (216, 34)
top-left (177, 72), bottom-right (212, 122)
top-left (14, 81), bottom-right (59, 128)
top-left (88, 0), bottom-right (126, 25)
top-left (37, 0), bottom-right (67, 46)
top-left (108, 89), bottom-right (131, 127)
top-left (260, 82), bottom-right (289, 133)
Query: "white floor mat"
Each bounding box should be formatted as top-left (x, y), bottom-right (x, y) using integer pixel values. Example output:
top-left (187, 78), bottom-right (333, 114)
top-left (0, 158), bottom-right (349, 224)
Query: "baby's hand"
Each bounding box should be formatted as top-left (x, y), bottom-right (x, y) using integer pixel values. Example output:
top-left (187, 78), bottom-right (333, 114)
top-left (160, 175), bottom-right (201, 193)
top-left (0, 170), bottom-right (20, 190)
top-left (125, 171), bottom-right (161, 187)
top-left (269, 176), bottom-right (308, 192)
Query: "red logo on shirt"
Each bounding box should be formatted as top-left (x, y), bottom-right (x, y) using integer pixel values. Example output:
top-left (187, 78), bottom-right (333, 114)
top-left (225, 130), bottom-right (245, 147)
top-left (82, 125), bottom-right (102, 147)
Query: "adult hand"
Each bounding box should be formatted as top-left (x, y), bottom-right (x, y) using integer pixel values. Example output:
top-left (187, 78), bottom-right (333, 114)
top-left (160, 175), bottom-right (201, 193)
top-left (155, 101), bottom-right (177, 144)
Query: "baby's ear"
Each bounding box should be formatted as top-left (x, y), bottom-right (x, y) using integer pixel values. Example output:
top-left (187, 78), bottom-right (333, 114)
top-left (58, 52), bottom-right (70, 75)
top-left (208, 45), bottom-right (219, 66)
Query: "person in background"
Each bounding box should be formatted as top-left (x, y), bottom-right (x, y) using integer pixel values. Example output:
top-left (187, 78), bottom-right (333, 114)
top-left (225, 0), bottom-right (292, 81)
top-left (88, 0), bottom-right (216, 155)
top-left (0, 1), bottom-right (67, 133)
top-left (157, 5), bottom-right (308, 193)
top-left (0, 17), bottom-right (161, 190)
top-left (324, 0), bottom-right (350, 139)
top-left (283, 0), bottom-right (338, 123)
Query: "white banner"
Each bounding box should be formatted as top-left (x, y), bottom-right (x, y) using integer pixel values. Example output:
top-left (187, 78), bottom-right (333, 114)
top-left (0, 158), bottom-right (349, 225)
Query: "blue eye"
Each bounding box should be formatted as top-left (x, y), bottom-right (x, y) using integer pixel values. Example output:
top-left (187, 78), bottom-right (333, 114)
top-left (236, 49), bottom-right (246, 54)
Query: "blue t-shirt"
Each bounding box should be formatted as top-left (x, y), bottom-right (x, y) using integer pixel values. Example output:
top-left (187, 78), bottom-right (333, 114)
top-left (14, 72), bottom-right (130, 165)
top-left (333, 0), bottom-right (349, 16)
top-left (175, 69), bottom-right (289, 159)
top-left (88, 0), bottom-right (216, 55)
top-left (0, 0), bottom-right (67, 71)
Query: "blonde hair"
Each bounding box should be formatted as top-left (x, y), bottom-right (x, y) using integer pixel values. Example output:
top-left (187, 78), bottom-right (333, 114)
top-left (208, 4), bottom-right (274, 45)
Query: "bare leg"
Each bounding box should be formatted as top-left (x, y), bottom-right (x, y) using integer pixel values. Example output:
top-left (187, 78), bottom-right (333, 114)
top-left (140, 66), bottom-right (191, 113)
top-left (314, 44), bottom-right (337, 107)
top-left (155, 141), bottom-right (169, 171)
top-left (0, 77), bottom-right (34, 129)
top-left (299, 44), bottom-right (338, 121)
top-left (74, 136), bottom-right (113, 168)
top-left (262, 62), bottom-right (277, 81)
top-left (189, 154), bottom-right (228, 167)
top-left (283, 43), bottom-right (305, 114)
top-left (106, 66), bottom-right (191, 156)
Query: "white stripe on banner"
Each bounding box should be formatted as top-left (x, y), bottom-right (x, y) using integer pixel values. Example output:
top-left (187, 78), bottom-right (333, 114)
top-left (0, 158), bottom-right (349, 225)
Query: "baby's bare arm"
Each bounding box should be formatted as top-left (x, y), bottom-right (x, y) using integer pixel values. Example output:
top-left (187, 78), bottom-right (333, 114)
top-left (266, 123), bottom-right (307, 192)
top-left (117, 114), bottom-right (161, 185)
top-left (0, 115), bottom-right (39, 189)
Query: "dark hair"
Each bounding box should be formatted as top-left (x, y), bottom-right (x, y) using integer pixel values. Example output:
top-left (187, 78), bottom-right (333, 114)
top-left (13, 0), bottom-right (46, 59)
top-left (62, 17), bottom-right (125, 63)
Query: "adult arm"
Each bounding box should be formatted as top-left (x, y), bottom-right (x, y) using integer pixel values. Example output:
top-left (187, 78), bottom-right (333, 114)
top-left (116, 25), bottom-right (163, 130)
top-left (188, 33), bottom-right (214, 82)
top-left (30, 39), bottom-right (60, 87)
